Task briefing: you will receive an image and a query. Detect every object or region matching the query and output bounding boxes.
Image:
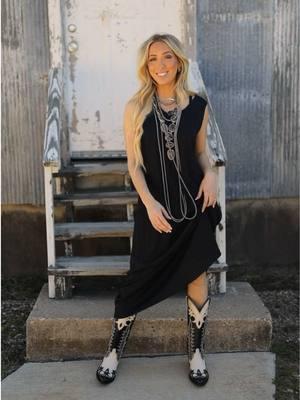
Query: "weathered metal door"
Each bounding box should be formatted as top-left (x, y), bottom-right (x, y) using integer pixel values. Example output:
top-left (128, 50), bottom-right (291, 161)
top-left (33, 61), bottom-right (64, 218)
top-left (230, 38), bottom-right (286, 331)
top-left (61, 0), bottom-right (192, 156)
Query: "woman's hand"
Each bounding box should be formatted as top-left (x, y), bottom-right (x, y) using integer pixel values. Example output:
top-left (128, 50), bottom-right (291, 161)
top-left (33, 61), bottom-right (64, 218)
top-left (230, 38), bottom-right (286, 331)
top-left (145, 199), bottom-right (173, 234)
top-left (195, 169), bottom-right (218, 213)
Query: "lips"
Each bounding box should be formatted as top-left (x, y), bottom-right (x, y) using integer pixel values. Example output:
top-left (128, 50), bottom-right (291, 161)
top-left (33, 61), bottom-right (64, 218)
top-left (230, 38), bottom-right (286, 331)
top-left (157, 72), bottom-right (168, 76)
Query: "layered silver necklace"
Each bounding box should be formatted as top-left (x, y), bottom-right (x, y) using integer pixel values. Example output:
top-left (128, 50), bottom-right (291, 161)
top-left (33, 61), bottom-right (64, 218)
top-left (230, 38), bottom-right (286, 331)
top-left (152, 93), bottom-right (198, 222)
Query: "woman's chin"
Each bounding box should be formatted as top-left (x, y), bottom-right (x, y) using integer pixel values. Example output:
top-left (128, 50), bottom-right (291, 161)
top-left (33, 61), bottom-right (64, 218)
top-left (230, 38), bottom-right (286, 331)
top-left (154, 78), bottom-right (175, 86)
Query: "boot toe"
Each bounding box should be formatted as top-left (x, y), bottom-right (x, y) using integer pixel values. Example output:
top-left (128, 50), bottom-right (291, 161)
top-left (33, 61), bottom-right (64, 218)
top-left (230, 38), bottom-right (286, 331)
top-left (189, 369), bottom-right (209, 386)
top-left (96, 367), bottom-right (116, 384)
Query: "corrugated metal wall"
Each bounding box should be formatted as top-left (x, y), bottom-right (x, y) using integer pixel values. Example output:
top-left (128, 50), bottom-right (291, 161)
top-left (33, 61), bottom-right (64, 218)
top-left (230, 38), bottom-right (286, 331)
top-left (1, 0), bottom-right (298, 204)
top-left (197, 0), bottom-right (299, 199)
top-left (1, 0), bottom-right (50, 205)
top-left (271, 0), bottom-right (299, 196)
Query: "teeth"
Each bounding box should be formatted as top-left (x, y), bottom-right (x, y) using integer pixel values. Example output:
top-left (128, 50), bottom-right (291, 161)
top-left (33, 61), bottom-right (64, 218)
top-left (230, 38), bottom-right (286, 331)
top-left (157, 72), bottom-right (168, 76)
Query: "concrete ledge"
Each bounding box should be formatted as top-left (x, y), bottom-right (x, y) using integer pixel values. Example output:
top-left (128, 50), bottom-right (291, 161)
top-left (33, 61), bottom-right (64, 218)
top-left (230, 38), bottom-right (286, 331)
top-left (3, 352), bottom-right (276, 400)
top-left (26, 281), bottom-right (272, 361)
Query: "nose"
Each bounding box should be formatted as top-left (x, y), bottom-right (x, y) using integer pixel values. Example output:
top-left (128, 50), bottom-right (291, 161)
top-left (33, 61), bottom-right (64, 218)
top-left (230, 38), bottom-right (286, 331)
top-left (158, 59), bottom-right (166, 67)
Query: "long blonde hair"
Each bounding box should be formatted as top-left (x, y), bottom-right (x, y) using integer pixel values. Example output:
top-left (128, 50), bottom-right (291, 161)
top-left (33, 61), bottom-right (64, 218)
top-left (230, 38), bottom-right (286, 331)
top-left (128, 33), bottom-right (197, 173)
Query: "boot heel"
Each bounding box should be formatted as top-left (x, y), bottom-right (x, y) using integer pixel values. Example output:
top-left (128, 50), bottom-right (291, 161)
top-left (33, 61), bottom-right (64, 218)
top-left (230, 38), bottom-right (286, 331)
top-left (96, 314), bottom-right (136, 384)
top-left (186, 295), bottom-right (211, 386)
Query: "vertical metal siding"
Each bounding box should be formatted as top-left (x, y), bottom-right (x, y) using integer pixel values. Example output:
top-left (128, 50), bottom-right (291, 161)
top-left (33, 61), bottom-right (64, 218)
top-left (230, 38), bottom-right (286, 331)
top-left (197, 0), bottom-right (274, 199)
top-left (271, 0), bottom-right (299, 197)
top-left (197, 0), bottom-right (299, 199)
top-left (1, 0), bottom-right (50, 205)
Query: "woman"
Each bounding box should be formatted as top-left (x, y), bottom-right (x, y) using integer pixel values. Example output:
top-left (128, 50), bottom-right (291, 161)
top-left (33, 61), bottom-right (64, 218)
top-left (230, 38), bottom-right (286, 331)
top-left (96, 33), bottom-right (222, 386)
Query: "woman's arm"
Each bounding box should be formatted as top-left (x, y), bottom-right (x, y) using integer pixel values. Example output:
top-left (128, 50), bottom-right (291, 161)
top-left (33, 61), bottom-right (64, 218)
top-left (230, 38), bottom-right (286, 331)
top-left (195, 105), bottom-right (218, 210)
top-left (123, 101), bottom-right (172, 233)
top-left (123, 101), bottom-right (154, 208)
top-left (195, 105), bottom-right (218, 176)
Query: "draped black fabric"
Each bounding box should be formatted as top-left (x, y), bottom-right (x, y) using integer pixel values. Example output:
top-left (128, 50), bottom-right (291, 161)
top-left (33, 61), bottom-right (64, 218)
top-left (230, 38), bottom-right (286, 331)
top-left (114, 94), bottom-right (222, 318)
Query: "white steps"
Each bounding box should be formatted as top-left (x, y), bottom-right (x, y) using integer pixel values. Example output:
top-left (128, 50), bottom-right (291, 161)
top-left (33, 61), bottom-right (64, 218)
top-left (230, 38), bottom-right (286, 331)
top-left (46, 159), bottom-right (228, 298)
top-left (49, 256), bottom-right (227, 276)
top-left (55, 221), bottom-right (134, 240)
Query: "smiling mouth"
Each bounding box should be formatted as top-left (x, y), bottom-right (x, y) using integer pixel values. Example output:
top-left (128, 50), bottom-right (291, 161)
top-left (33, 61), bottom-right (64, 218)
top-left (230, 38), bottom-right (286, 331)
top-left (157, 72), bottom-right (168, 76)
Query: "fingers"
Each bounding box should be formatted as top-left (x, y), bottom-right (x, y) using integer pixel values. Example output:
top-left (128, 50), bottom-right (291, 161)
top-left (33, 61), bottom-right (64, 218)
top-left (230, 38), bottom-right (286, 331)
top-left (153, 217), bottom-right (172, 233)
top-left (195, 182), bottom-right (203, 200)
top-left (158, 214), bottom-right (172, 233)
top-left (201, 193), bottom-right (217, 212)
top-left (152, 207), bottom-right (173, 234)
top-left (161, 207), bottom-right (172, 227)
top-left (156, 207), bottom-right (172, 233)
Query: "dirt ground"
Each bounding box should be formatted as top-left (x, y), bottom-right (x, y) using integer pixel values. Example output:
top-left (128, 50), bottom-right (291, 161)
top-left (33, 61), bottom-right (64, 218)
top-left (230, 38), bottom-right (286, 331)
top-left (1, 273), bottom-right (299, 400)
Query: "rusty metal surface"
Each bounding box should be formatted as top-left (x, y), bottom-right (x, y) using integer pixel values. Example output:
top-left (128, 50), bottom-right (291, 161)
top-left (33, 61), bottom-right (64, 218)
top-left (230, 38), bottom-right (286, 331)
top-left (271, 0), bottom-right (299, 197)
top-left (2, 0), bottom-right (50, 204)
top-left (197, 0), bottom-right (299, 199)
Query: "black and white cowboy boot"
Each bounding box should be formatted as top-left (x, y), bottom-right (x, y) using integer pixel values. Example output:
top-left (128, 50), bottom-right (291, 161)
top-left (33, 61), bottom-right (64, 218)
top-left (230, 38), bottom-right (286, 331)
top-left (96, 314), bottom-right (136, 384)
top-left (186, 295), bottom-right (211, 386)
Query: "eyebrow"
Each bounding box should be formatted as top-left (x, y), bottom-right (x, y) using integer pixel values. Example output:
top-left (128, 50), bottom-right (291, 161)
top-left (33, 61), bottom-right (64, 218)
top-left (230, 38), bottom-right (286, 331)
top-left (148, 51), bottom-right (172, 57)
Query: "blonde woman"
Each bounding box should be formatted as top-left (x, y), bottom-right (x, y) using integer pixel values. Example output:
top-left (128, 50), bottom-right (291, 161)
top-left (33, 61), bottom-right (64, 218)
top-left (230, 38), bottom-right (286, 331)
top-left (96, 33), bottom-right (222, 386)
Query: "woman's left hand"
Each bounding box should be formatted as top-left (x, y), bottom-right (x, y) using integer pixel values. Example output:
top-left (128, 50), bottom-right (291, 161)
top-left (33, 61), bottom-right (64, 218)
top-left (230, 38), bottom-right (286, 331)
top-left (195, 170), bottom-right (218, 213)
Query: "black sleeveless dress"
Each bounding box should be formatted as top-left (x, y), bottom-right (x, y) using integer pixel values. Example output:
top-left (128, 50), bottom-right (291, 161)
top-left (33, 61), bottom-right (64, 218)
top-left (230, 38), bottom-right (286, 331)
top-left (114, 94), bottom-right (222, 318)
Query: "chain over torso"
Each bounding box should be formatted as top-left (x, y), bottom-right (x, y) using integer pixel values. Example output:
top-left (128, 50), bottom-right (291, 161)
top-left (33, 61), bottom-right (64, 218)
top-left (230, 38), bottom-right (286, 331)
top-left (139, 94), bottom-right (208, 218)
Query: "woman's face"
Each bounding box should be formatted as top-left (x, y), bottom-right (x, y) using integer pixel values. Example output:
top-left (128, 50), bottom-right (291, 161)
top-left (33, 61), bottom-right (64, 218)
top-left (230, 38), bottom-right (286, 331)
top-left (147, 41), bottom-right (180, 87)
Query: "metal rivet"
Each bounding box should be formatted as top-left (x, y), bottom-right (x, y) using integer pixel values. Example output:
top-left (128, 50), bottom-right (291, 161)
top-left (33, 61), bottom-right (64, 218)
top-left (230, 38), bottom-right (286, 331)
top-left (68, 41), bottom-right (78, 53)
top-left (68, 24), bottom-right (77, 33)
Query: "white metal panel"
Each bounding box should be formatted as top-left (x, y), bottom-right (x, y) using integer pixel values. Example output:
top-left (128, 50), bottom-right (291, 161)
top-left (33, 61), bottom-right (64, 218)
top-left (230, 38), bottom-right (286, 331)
top-left (62, 0), bottom-right (184, 153)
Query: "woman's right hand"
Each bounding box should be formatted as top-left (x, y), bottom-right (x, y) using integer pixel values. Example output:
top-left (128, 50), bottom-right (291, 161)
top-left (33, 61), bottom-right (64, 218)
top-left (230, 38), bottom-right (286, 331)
top-left (145, 199), bottom-right (173, 234)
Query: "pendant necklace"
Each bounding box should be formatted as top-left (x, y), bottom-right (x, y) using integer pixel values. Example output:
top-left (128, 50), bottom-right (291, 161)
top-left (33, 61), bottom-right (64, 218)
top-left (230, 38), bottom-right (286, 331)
top-left (152, 93), bottom-right (198, 222)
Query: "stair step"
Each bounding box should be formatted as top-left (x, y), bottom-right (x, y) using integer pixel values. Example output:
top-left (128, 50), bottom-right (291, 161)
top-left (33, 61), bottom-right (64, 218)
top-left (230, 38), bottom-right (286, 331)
top-left (55, 221), bottom-right (133, 240)
top-left (53, 160), bottom-right (128, 177)
top-left (49, 256), bottom-right (228, 276)
top-left (2, 353), bottom-right (276, 400)
top-left (53, 190), bottom-right (138, 206)
top-left (26, 282), bottom-right (272, 361)
top-left (71, 150), bottom-right (127, 159)
top-left (51, 255), bottom-right (130, 275)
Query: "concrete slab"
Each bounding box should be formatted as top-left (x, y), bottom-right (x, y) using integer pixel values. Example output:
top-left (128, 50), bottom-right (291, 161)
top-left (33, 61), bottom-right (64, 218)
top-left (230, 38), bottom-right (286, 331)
top-left (26, 282), bottom-right (272, 361)
top-left (2, 352), bottom-right (276, 400)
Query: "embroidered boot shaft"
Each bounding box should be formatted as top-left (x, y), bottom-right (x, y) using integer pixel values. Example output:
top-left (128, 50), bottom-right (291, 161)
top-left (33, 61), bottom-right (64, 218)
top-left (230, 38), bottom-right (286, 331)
top-left (186, 295), bottom-right (211, 386)
top-left (96, 314), bottom-right (136, 384)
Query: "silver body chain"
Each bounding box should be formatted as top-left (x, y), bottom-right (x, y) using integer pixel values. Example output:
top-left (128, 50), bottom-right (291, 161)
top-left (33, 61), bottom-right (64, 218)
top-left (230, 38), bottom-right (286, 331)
top-left (152, 94), bottom-right (198, 223)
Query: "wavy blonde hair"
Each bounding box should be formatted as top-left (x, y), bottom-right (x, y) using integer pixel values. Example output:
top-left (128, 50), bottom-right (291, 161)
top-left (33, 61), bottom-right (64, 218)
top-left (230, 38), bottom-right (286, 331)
top-left (128, 33), bottom-right (197, 173)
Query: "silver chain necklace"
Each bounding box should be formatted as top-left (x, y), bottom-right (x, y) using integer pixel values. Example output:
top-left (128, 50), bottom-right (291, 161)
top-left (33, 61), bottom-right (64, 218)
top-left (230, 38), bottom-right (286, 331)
top-left (152, 94), bottom-right (198, 222)
top-left (157, 96), bottom-right (176, 106)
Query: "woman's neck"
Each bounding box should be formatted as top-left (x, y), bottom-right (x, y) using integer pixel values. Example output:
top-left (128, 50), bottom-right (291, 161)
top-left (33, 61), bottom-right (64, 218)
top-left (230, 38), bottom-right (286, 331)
top-left (156, 86), bottom-right (176, 99)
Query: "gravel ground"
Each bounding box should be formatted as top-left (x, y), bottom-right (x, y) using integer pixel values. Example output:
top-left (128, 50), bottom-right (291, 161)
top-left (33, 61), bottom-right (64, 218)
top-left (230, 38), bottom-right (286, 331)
top-left (257, 290), bottom-right (299, 400)
top-left (1, 276), bottom-right (299, 400)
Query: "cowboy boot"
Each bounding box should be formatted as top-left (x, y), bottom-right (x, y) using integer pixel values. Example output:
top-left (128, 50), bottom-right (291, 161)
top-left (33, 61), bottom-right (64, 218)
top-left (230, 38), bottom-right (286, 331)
top-left (96, 313), bottom-right (137, 384)
top-left (186, 294), bottom-right (211, 386)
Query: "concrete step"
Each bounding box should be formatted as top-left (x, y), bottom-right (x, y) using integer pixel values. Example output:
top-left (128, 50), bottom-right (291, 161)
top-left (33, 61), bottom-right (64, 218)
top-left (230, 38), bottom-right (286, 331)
top-left (2, 353), bottom-right (276, 400)
top-left (26, 281), bottom-right (272, 361)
